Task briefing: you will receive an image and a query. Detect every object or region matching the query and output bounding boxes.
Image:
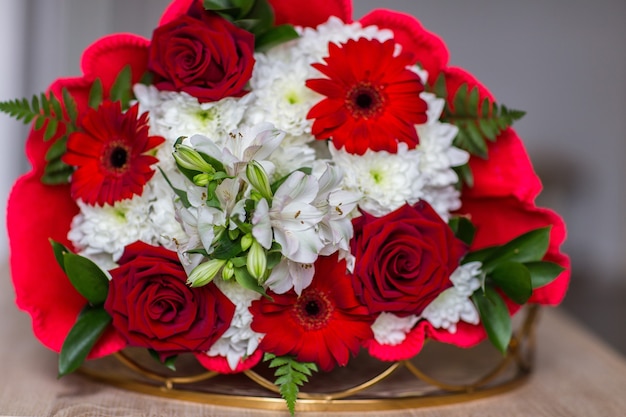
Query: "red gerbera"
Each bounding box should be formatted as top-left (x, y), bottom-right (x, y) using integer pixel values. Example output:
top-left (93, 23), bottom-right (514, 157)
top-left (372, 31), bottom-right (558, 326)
top-left (306, 38), bottom-right (428, 155)
top-left (249, 254), bottom-right (374, 371)
top-left (63, 101), bottom-right (165, 206)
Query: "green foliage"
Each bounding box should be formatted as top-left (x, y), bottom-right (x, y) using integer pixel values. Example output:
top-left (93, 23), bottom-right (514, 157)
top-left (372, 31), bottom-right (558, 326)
top-left (0, 88), bottom-right (79, 184)
top-left (149, 350), bottom-right (178, 372)
top-left (58, 305), bottom-right (111, 377)
top-left (428, 73), bottom-right (525, 160)
top-left (465, 227), bottom-right (564, 352)
top-left (62, 252), bottom-right (110, 305)
top-left (448, 216), bottom-right (475, 246)
top-left (472, 287), bottom-right (511, 354)
top-left (203, 0), bottom-right (298, 50)
top-left (110, 65), bottom-right (133, 109)
top-left (264, 353), bottom-right (318, 415)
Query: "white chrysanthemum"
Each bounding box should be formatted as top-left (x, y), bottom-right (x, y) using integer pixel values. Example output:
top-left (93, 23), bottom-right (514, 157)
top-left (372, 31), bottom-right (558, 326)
top-left (330, 142), bottom-right (425, 217)
top-left (267, 142), bottom-right (317, 180)
top-left (372, 313), bottom-right (419, 346)
top-left (67, 179), bottom-right (185, 269)
top-left (206, 278), bottom-right (263, 371)
top-left (421, 262), bottom-right (483, 333)
top-left (247, 54), bottom-right (320, 138)
top-left (133, 84), bottom-right (251, 146)
top-left (297, 16), bottom-right (394, 63)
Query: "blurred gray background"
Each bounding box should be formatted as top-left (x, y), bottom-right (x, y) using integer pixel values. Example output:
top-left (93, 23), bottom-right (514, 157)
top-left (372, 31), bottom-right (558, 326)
top-left (1, 0), bottom-right (625, 353)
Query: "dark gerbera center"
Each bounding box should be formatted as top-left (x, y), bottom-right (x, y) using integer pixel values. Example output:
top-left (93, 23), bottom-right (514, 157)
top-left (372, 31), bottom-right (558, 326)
top-left (110, 147), bottom-right (128, 168)
top-left (101, 140), bottom-right (131, 174)
top-left (346, 82), bottom-right (385, 119)
top-left (293, 289), bottom-right (333, 331)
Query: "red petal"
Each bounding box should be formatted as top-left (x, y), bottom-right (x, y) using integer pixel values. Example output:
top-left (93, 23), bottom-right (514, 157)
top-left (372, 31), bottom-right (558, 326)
top-left (194, 349), bottom-right (263, 374)
top-left (159, 0), bottom-right (195, 25)
top-left (359, 9), bottom-right (448, 84)
top-left (80, 34), bottom-right (150, 94)
top-left (269, 0), bottom-right (352, 27)
top-left (426, 320), bottom-right (486, 348)
top-left (159, 0), bottom-right (352, 28)
top-left (365, 321), bottom-right (427, 361)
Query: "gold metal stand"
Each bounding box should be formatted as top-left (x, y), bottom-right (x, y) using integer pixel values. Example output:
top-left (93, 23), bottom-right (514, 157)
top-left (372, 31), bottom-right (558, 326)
top-left (80, 306), bottom-right (539, 412)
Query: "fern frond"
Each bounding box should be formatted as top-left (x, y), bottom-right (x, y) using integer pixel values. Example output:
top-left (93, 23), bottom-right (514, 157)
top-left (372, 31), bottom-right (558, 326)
top-left (264, 353), bottom-right (318, 415)
top-left (427, 74), bottom-right (525, 159)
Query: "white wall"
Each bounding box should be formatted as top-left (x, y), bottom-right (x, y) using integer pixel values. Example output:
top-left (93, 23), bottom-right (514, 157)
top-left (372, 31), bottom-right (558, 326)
top-left (2, 0), bottom-right (625, 282)
top-left (0, 0), bottom-right (27, 259)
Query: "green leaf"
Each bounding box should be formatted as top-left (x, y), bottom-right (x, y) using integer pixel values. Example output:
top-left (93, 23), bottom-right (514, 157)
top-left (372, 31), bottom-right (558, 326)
top-left (429, 73), bottom-right (525, 159)
top-left (42, 160), bottom-right (73, 185)
top-left (525, 261), bottom-right (565, 289)
top-left (88, 79), bottom-right (103, 110)
top-left (62, 88), bottom-right (78, 124)
top-left (264, 354), bottom-right (318, 415)
top-left (62, 252), bottom-right (110, 305)
top-left (44, 118), bottom-right (58, 140)
top-left (255, 24), bottom-right (299, 51)
top-left (488, 261), bottom-right (532, 305)
top-left (158, 167), bottom-right (191, 209)
top-left (212, 232), bottom-right (243, 259)
top-left (448, 216), bottom-right (475, 246)
top-left (45, 136), bottom-right (68, 162)
top-left (472, 287), bottom-right (511, 354)
top-left (148, 349), bottom-right (178, 371)
top-left (482, 227), bottom-right (551, 273)
top-left (110, 65), bottom-right (133, 108)
top-left (50, 239), bottom-right (71, 273)
top-left (453, 163), bottom-right (474, 188)
top-left (234, 267), bottom-right (268, 298)
top-left (58, 305), bottom-right (111, 377)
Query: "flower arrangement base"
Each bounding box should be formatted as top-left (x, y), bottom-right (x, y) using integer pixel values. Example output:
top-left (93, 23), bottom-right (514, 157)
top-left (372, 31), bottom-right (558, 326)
top-left (78, 306), bottom-right (539, 412)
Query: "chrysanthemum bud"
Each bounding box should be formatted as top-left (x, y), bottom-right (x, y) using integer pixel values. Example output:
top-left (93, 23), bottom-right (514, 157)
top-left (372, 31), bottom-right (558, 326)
top-left (174, 145), bottom-right (215, 174)
top-left (247, 240), bottom-right (267, 280)
top-left (246, 161), bottom-right (273, 200)
top-left (187, 259), bottom-right (226, 287)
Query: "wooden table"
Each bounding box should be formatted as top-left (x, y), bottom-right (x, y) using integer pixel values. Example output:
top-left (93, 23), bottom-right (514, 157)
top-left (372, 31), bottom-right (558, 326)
top-left (2, 261), bottom-right (626, 416)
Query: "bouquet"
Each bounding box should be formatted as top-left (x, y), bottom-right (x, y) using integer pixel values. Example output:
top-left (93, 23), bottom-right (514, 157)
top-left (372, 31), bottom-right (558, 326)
top-left (2, 0), bottom-right (569, 413)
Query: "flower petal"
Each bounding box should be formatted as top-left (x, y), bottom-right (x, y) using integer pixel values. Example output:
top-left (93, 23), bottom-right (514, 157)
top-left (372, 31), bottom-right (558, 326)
top-left (80, 34), bottom-right (150, 94)
top-left (269, 0), bottom-right (352, 27)
top-left (359, 9), bottom-right (449, 84)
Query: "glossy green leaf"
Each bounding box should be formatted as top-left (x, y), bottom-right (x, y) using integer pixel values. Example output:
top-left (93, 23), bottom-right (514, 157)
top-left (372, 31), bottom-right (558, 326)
top-left (58, 306), bottom-right (111, 377)
top-left (448, 216), bottom-right (475, 246)
top-left (489, 261), bottom-right (532, 305)
top-left (256, 24), bottom-right (299, 51)
top-left (472, 287), bottom-right (511, 354)
top-left (482, 227), bottom-right (551, 273)
top-left (50, 239), bottom-right (71, 273)
top-left (525, 261), bottom-right (565, 289)
top-left (63, 252), bottom-right (109, 305)
top-left (234, 267), bottom-right (269, 298)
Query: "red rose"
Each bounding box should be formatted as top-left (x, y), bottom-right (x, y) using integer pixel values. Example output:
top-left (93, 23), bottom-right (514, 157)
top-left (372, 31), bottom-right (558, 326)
top-left (104, 242), bottom-right (235, 358)
top-left (148, 3), bottom-right (255, 102)
top-left (351, 201), bottom-right (468, 316)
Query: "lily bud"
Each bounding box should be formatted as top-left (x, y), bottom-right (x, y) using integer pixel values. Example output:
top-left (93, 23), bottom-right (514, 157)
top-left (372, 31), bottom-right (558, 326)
top-left (174, 145), bottom-right (215, 174)
top-left (187, 259), bottom-right (226, 287)
top-left (222, 261), bottom-right (235, 280)
top-left (247, 240), bottom-right (267, 280)
top-left (193, 173), bottom-right (211, 187)
top-left (246, 161), bottom-right (273, 200)
top-left (241, 233), bottom-right (253, 251)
